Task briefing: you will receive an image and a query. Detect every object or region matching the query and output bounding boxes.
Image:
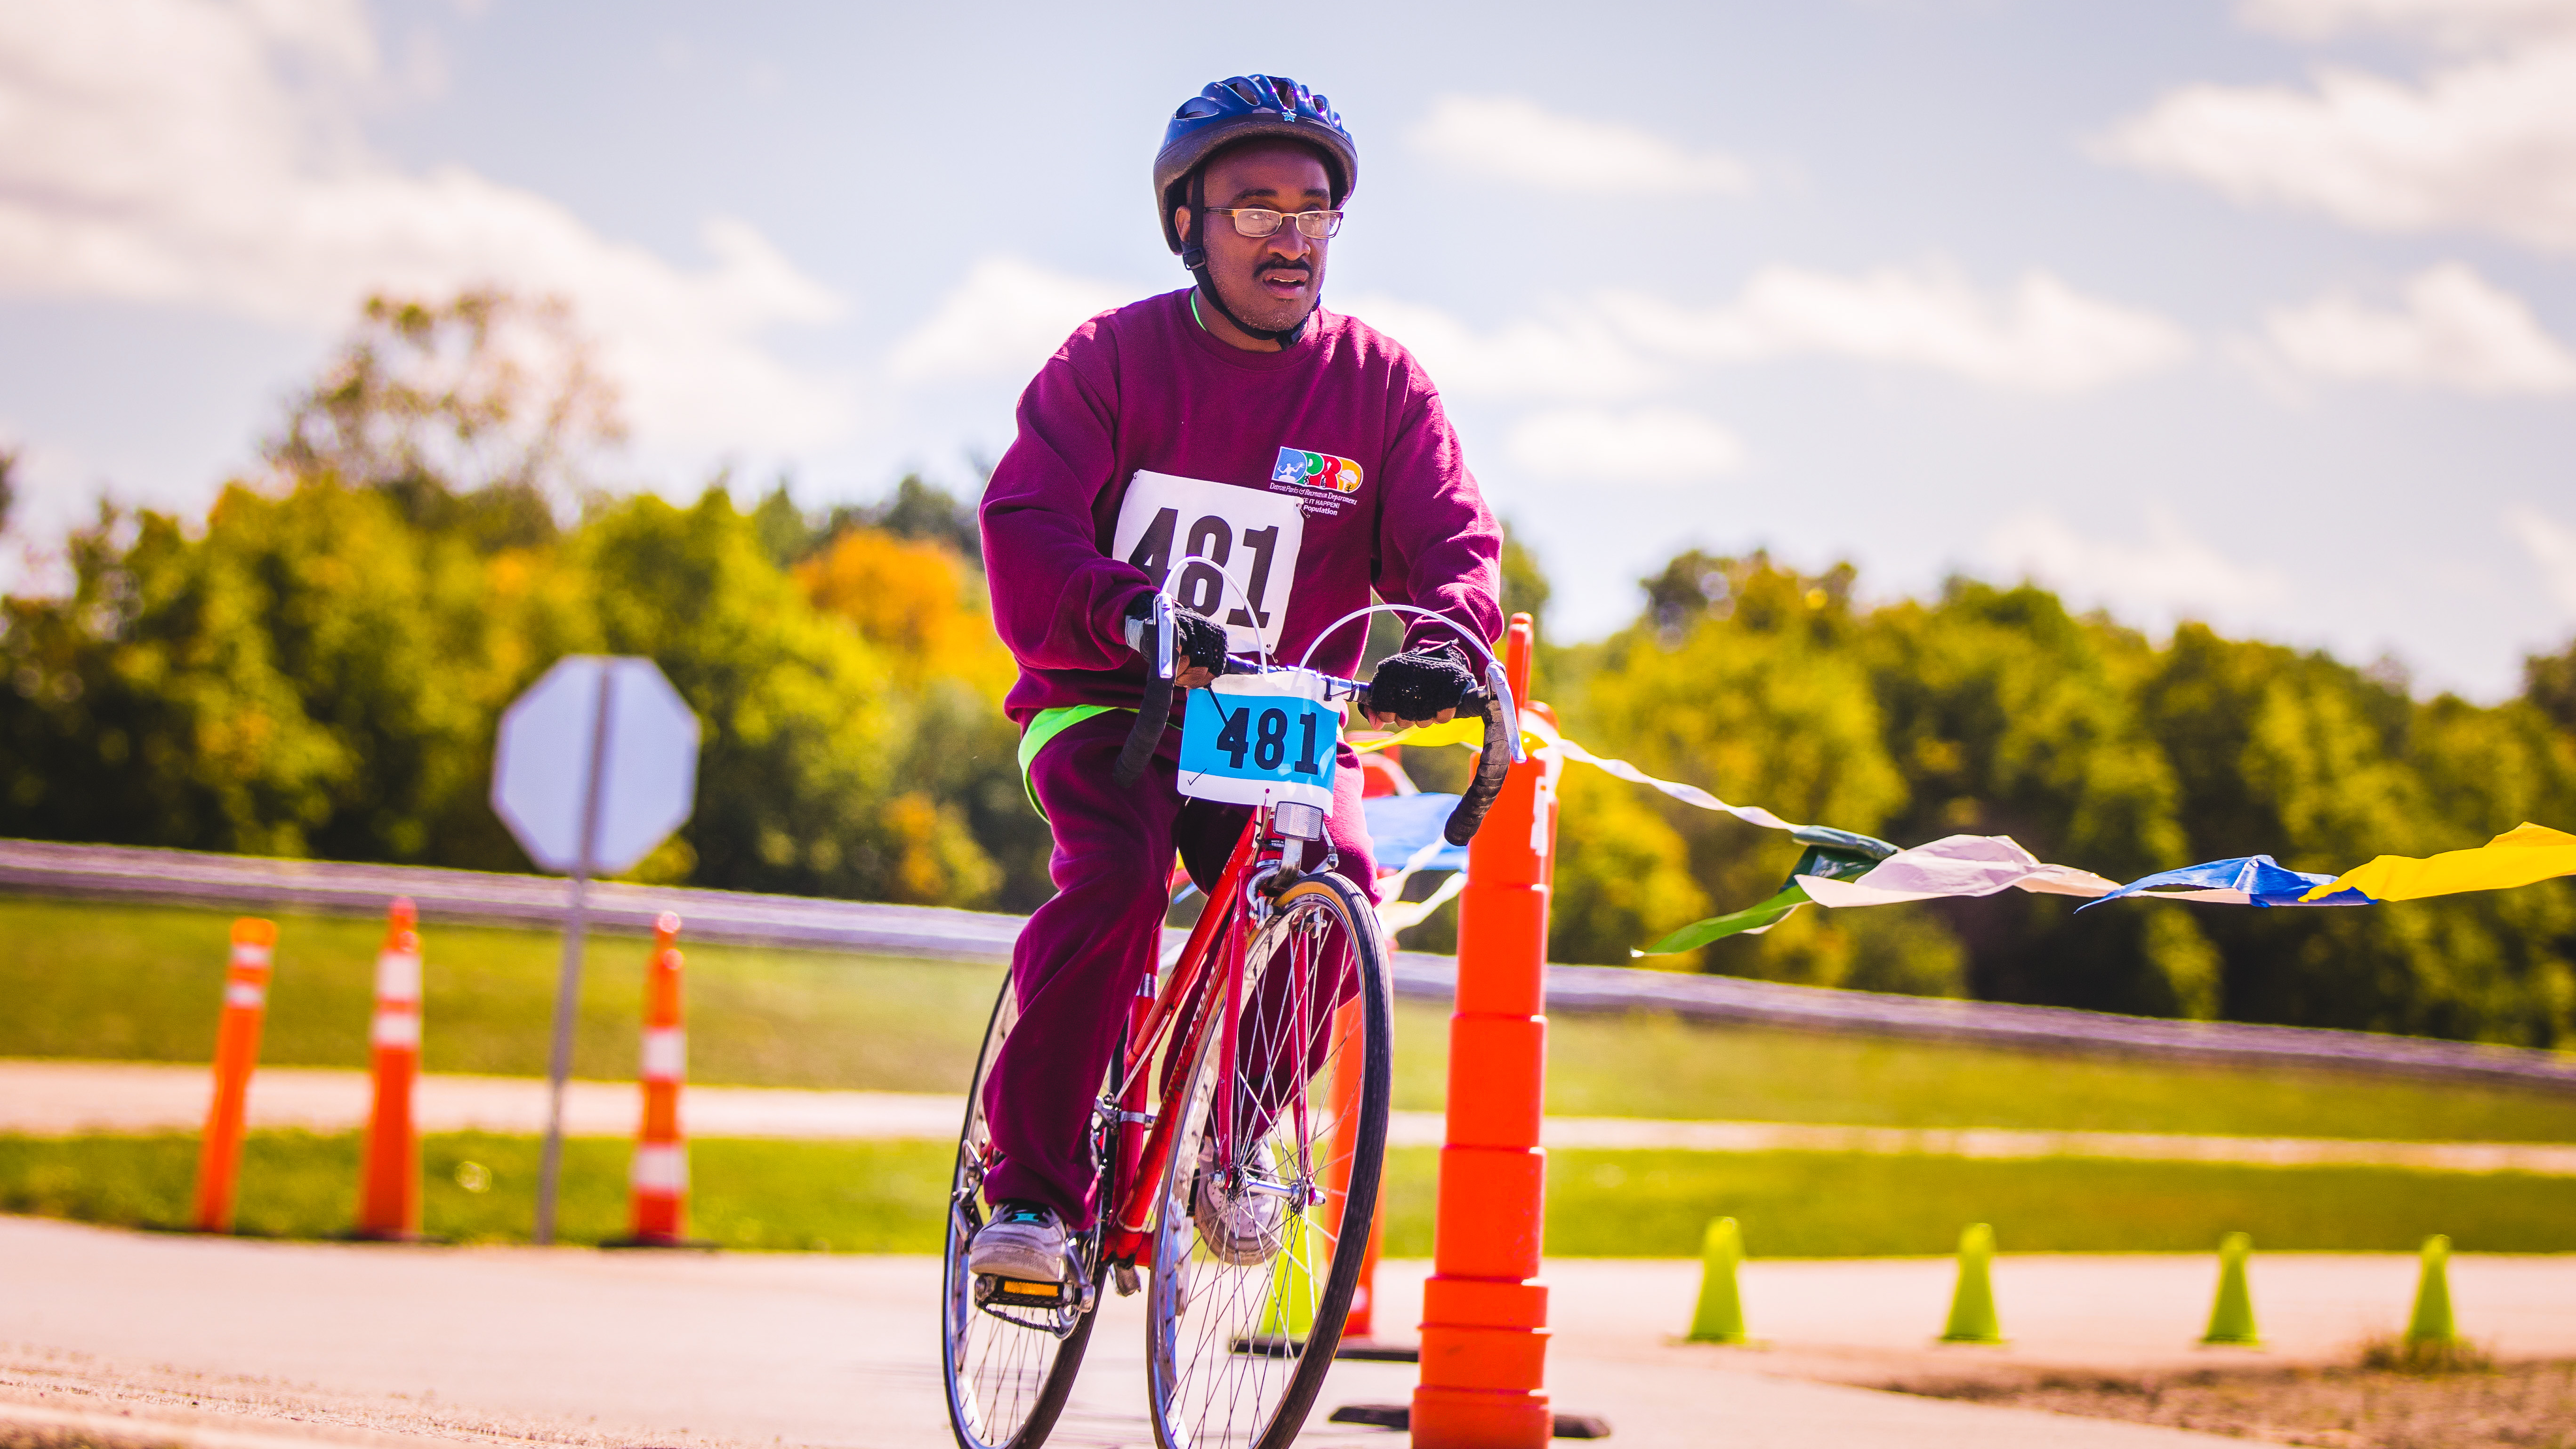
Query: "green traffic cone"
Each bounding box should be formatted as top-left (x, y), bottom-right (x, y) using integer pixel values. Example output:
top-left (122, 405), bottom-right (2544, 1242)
top-left (2200, 1232), bottom-right (2262, 1346)
top-left (2404, 1234), bottom-right (2458, 1346)
top-left (1687, 1217), bottom-right (1753, 1343)
top-left (1257, 1205), bottom-right (1316, 1339)
top-left (1939, 1223), bottom-right (2007, 1344)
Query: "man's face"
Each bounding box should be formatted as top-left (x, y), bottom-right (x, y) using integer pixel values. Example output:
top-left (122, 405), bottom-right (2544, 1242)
top-left (1176, 142), bottom-right (1333, 337)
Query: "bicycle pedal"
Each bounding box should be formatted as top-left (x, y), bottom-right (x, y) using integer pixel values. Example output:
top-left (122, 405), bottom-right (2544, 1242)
top-left (974, 1273), bottom-right (1079, 1310)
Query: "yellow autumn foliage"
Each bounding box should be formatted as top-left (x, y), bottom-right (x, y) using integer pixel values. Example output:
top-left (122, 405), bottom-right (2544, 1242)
top-left (796, 527), bottom-right (1014, 698)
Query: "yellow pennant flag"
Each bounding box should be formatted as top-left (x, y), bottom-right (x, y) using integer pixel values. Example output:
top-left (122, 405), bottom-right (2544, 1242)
top-left (2302, 822), bottom-right (2576, 903)
top-left (1352, 717), bottom-right (1487, 753)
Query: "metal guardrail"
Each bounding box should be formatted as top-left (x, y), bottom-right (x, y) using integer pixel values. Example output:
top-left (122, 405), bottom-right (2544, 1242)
top-left (6, 837), bottom-right (2573, 1092)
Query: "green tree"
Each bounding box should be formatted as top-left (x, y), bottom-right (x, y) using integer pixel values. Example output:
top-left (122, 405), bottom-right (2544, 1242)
top-left (267, 290), bottom-right (622, 553)
top-left (580, 490), bottom-right (999, 906)
top-left (2139, 630), bottom-right (2576, 1042)
top-left (2528, 639), bottom-right (2576, 736)
top-left (1541, 548), bottom-right (2576, 1042)
top-left (1862, 582), bottom-right (2211, 1017)
top-left (1564, 553), bottom-right (1908, 986)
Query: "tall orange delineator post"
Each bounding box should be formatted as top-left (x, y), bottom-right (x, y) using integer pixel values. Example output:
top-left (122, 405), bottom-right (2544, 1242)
top-left (193, 918), bottom-right (278, 1234)
top-left (1412, 614), bottom-right (1559, 1447)
top-left (355, 898), bottom-right (424, 1239)
top-left (627, 913), bottom-right (689, 1244)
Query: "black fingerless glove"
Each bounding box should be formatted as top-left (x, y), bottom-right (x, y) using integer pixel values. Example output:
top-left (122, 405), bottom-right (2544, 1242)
top-left (1370, 641), bottom-right (1476, 720)
top-left (1122, 594), bottom-right (1229, 674)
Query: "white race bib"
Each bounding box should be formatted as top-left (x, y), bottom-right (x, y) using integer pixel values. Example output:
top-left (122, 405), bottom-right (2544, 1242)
top-left (1109, 469), bottom-right (1306, 656)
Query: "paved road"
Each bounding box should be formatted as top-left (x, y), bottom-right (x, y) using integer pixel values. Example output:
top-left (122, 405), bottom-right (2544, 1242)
top-left (12, 1059), bottom-right (2575, 1174)
top-left (0, 1216), bottom-right (2278, 1449)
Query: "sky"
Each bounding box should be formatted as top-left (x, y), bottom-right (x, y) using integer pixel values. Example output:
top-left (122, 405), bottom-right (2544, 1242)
top-left (3, 0), bottom-right (2574, 698)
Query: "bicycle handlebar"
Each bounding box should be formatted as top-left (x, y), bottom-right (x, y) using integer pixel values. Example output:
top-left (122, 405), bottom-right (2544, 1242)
top-left (1109, 602), bottom-right (1522, 850)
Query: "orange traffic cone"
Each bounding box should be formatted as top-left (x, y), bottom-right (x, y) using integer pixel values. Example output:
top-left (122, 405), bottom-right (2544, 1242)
top-left (354, 899), bottom-right (423, 1240)
top-left (625, 913), bottom-right (690, 1245)
top-left (194, 918), bottom-right (277, 1233)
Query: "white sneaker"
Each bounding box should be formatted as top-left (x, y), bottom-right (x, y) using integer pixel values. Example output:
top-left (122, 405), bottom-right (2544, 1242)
top-left (968, 1201), bottom-right (1069, 1282)
top-left (1191, 1136), bottom-right (1285, 1266)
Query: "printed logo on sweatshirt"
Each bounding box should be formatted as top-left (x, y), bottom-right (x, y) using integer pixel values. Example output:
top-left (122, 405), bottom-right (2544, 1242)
top-left (1270, 447), bottom-right (1363, 495)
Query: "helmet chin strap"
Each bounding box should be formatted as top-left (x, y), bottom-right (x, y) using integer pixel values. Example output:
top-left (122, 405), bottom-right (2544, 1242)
top-left (1180, 166), bottom-right (1313, 349)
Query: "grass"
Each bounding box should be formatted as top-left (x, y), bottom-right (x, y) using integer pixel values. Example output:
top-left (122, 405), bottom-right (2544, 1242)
top-left (1519, 1006), bottom-right (2576, 1141)
top-left (11, 895), bottom-right (2576, 1143)
top-left (11, 1131), bottom-right (2576, 1259)
top-left (0, 1131), bottom-right (952, 1252)
top-left (0, 897), bottom-right (999, 1090)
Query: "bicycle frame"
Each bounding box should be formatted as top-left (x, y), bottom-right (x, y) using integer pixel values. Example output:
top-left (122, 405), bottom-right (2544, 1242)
top-left (1099, 801), bottom-right (1269, 1266)
top-left (1059, 630), bottom-right (1514, 1286)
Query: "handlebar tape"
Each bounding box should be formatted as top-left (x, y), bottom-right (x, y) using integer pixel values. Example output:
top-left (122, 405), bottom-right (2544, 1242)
top-left (1440, 681), bottom-right (1517, 847)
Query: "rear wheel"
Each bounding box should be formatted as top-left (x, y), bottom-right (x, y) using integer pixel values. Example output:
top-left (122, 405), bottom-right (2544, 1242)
top-left (1144, 871), bottom-right (1392, 1449)
top-left (941, 977), bottom-right (1100, 1449)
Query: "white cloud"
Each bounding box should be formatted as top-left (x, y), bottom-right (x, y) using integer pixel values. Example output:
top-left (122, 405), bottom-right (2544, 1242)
top-left (1986, 510), bottom-right (2290, 622)
top-left (1338, 293), bottom-right (1663, 401)
top-left (1506, 408), bottom-right (1745, 484)
top-left (2262, 262), bottom-right (2576, 392)
top-left (882, 261), bottom-right (2183, 407)
top-left (2510, 505), bottom-right (2576, 613)
top-left (1605, 264), bottom-right (2192, 394)
top-left (1409, 95), bottom-right (1752, 195)
top-left (0, 0), bottom-right (852, 455)
top-left (886, 257), bottom-right (1126, 381)
top-left (2242, 0), bottom-right (2576, 48)
top-left (2100, 24), bottom-right (2576, 253)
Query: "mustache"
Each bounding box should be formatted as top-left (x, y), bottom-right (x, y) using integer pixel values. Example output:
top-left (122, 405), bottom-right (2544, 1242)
top-left (1251, 258), bottom-right (1312, 278)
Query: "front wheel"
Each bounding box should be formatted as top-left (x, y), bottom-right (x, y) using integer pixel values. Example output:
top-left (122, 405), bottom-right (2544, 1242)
top-left (940, 976), bottom-right (1099, 1449)
top-left (1144, 871), bottom-right (1393, 1449)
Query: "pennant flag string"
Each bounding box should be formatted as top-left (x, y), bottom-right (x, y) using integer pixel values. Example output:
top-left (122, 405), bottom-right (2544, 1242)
top-left (1350, 716), bottom-right (2576, 956)
top-left (1368, 715), bottom-right (1812, 836)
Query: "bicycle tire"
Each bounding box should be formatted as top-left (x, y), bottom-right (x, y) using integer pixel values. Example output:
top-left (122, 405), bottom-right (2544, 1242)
top-left (1143, 871), bottom-right (1393, 1449)
top-left (940, 977), bottom-right (1101, 1449)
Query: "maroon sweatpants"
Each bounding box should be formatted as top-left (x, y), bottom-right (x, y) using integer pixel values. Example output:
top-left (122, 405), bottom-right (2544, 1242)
top-left (980, 706), bottom-right (1378, 1228)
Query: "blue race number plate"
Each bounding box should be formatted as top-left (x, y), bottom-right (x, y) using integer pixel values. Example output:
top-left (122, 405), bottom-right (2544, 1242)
top-left (1176, 670), bottom-right (1340, 811)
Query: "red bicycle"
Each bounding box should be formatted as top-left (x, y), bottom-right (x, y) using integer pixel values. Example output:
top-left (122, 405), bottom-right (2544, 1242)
top-left (941, 600), bottom-right (1518, 1449)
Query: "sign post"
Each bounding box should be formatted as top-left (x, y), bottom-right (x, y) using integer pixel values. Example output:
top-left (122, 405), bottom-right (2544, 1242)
top-left (491, 655), bottom-right (700, 1245)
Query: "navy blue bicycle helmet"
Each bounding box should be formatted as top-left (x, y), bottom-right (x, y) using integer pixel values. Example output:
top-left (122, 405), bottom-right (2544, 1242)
top-left (1155, 74), bottom-right (1358, 346)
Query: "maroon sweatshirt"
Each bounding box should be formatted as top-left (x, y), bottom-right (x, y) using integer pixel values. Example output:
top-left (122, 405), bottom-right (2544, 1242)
top-left (981, 289), bottom-right (1504, 726)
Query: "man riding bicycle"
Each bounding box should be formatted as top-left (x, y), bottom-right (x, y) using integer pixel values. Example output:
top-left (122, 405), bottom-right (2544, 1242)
top-left (969, 73), bottom-right (1502, 1285)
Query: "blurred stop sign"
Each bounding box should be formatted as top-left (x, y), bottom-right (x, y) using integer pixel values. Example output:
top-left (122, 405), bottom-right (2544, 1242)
top-left (492, 656), bottom-right (700, 877)
top-left (489, 654), bottom-right (701, 1246)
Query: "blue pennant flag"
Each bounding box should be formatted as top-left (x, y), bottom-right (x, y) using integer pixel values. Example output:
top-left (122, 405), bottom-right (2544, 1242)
top-left (2083, 854), bottom-right (2375, 910)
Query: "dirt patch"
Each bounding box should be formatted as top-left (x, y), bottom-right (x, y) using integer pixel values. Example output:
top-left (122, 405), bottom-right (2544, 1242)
top-left (1885, 1354), bottom-right (2576, 1448)
top-left (0, 1428), bottom-right (185, 1449)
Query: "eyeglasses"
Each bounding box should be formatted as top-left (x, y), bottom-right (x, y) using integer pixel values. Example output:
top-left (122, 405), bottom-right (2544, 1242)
top-left (1209, 208), bottom-right (1345, 240)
